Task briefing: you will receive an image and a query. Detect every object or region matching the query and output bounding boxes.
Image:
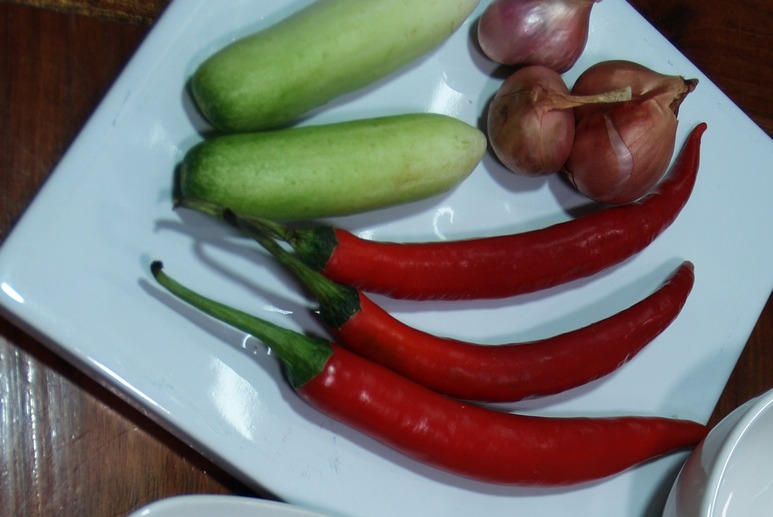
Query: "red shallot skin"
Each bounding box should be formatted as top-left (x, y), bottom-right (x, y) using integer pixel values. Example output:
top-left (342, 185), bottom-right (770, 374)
top-left (572, 60), bottom-right (698, 120)
top-left (477, 0), bottom-right (601, 73)
top-left (565, 100), bottom-right (678, 204)
top-left (564, 60), bottom-right (698, 205)
top-left (487, 66), bottom-right (575, 176)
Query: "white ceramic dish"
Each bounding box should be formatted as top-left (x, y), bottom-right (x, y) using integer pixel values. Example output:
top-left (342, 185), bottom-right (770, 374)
top-left (126, 495), bottom-right (334, 517)
top-left (1, 1), bottom-right (773, 516)
top-left (662, 388), bottom-right (773, 517)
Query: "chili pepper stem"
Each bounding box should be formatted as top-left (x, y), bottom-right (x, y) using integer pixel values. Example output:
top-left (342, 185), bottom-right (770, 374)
top-left (222, 210), bottom-right (362, 330)
top-left (175, 197), bottom-right (360, 327)
top-left (177, 197), bottom-right (292, 242)
top-left (150, 260), bottom-right (332, 388)
top-left (223, 210), bottom-right (339, 274)
top-left (178, 197), bottom-right (338, 275)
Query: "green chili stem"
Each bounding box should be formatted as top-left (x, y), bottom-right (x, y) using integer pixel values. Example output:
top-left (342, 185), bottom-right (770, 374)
top-left (224, 210), bottom-right (361, 329)
top-left (177, 197), bottom-right (291, 241)
top-left (174, 198), bottom-right (360, 327)
top-left (150, 261), bottom-right (331, 388)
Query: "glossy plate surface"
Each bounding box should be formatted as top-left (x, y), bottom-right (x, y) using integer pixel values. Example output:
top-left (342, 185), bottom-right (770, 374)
top-left (2, 1), bottom-right (773, 516)
top-left (126, 495), bottom-right (334, 517)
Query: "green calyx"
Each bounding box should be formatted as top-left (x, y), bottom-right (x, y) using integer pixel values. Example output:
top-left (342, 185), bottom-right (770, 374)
top-left (151, 261), bottom-right (332, 389)
top-left (178, 197), bottom-right (338, 272)
top-left (287, 225), bottom-right (338, 272)
top-left (224, 211), bottom-right (362, 330)
top-left (175, 199), bottom-right (360, 329)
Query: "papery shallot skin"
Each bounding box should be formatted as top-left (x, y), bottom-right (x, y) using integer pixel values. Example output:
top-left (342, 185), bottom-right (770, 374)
top-left (572, 61), bottom-right (698, 120)
top-left (564, 60), bottom-right (698, 205)
top-left (565, 100), bottom-right (678, 204)
top-left (487, 66), bottom-right (576, 176)
top-left (477, 0), bottom-right (601, 73)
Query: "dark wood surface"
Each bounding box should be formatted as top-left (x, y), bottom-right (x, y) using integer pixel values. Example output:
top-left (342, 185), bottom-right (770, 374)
top-left (1, 1), bottom-right (771, 516)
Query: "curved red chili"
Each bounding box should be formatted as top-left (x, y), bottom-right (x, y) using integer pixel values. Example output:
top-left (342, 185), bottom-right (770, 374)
top-left (283, 122), bottom-right (707, 300)
top-left (308, 346), bottom-right (706, 486)
top-left (151, 261), bottom-right (708, 486)
top-left (333, 262), bottom-right (694, 402)
top-left (229, 214), bottom-right (695, 402)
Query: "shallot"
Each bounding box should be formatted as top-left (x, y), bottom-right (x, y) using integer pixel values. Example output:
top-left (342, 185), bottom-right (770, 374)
top-left (477, 0), bottom-right (601, 73)
top-left (564, 60), bottom-right (698, 204)
top-left (488, 65), bottom-right (630, 176)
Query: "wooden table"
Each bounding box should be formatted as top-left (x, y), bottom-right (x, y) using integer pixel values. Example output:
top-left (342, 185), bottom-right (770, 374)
top-left (1, 1), bottom-right (771, 515)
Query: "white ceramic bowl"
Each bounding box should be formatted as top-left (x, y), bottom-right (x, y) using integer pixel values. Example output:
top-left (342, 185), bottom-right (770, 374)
top-left (662, 387), bottom-right (773, 517)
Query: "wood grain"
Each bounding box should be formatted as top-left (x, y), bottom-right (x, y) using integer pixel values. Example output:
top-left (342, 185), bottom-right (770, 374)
top-left (3, 0), bottom-right (170, 24)
top-left (1, 1), bottom-right (771, 516)
top-left (628, 0), bottom-right (773, 136)
top-left (0, 4), bottom-right (258, 516)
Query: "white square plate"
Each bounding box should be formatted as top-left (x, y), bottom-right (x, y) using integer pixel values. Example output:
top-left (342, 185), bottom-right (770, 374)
top-left (2, 1), bottom-right (773, 516)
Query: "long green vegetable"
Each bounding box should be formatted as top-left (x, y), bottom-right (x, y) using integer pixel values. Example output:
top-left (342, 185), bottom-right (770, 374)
top-left (191, 0), bottom-right (480, 131)
top-left (178, 113), bottom-right (486, 221)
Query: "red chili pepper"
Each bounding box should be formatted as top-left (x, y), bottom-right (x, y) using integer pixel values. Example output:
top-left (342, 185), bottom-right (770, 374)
top-left (151, 261), bottom-right (708, 486)
top-left (333, 262), bottom-right (694, 402)
top-left (228, 213), bottom-right (695, 402)
top-left (272, 122), bottom-right (706, 300)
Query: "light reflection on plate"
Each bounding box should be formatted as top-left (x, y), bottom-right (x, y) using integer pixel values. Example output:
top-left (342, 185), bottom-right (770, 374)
top-left (126, 496), bottom-right (335, 517)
